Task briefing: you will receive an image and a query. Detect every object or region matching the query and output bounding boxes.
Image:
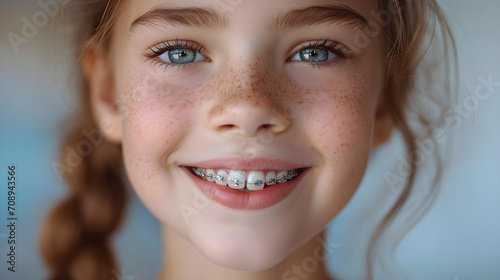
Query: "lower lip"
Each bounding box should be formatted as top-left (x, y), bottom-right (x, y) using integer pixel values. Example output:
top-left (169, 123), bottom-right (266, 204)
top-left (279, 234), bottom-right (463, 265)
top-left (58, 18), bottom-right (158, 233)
top-left (184, 167), bottom-right (308, 210)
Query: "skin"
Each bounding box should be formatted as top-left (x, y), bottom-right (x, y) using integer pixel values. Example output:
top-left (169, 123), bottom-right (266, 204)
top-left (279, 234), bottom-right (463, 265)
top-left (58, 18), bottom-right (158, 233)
top-left (86, 0), bottom-right (394, 279)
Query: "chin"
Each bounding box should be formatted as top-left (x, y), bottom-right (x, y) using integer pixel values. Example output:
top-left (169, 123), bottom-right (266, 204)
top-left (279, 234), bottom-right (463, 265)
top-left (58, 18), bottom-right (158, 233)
top-left (191, 232), bottom-right (296, 271)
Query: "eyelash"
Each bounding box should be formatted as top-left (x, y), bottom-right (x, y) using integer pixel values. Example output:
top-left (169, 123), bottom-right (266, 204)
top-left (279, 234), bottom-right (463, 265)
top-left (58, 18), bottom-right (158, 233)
top-left (146, 39), bottom-right (350, 70)
top-left (146, 39), bottom-right (207, 70)
top-left (287, 40), bottom-right (351, 70)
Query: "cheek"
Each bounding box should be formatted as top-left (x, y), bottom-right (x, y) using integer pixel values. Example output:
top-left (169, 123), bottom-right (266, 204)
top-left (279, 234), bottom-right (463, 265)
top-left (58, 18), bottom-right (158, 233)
top-left (292, 75), bottom-right (378, 228)
top-left (119, 70), bottom-right (194, 188)
top-left (299, 75), bottom-right (374, 163)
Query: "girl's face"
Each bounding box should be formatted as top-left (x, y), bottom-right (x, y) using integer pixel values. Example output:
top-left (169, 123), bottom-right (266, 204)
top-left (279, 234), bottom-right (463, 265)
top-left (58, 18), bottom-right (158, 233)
top-left (92, 0), bottom-right (390, 271)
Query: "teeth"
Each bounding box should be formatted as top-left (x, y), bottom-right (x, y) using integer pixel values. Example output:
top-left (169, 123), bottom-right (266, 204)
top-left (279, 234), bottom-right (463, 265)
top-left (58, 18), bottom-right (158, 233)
top-left (216, 170), bottom-right (228, 186)
top-left (265, 171), bottom-right (277, 186)
top-left (276, 171), bottom-right (288, 183)
top-left (227, 170), bottom-right (245, 189)
top-left (247, 171), bottom-right (265, 191)
top-left (193, 168), bottom-right (206, 178)
top-left (206, 169), bottom-right (215, 182)
top-left (192, 167), bottom-right (303, 191)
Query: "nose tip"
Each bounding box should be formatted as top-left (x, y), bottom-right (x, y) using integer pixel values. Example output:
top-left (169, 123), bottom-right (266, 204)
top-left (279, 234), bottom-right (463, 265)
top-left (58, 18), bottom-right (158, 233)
top-left (207, 61), bottom-right (291, 137)
top-left (208, 99), bottom-right (290, 137)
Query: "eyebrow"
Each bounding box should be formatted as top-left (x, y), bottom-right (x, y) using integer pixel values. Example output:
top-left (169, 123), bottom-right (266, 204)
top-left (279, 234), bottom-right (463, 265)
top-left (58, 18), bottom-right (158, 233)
top-left (130, 5), bottom-right (368, 32)
top-left (270, 5), bottom-right (368, 31)
top-left (130, 6), bottom-right (228, 31)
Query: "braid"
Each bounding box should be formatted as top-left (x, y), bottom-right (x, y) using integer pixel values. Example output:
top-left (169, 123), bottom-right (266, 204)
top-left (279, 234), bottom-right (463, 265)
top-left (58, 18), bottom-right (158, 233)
top-left (40, 0), bottom-right (127, 278)
top-left (40, 118), bottom-right (127, 280)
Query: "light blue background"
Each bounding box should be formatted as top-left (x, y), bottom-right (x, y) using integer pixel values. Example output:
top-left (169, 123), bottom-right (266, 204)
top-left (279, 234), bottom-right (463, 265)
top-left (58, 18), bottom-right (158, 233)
top-left (0, 1), bottom-right (499, 279)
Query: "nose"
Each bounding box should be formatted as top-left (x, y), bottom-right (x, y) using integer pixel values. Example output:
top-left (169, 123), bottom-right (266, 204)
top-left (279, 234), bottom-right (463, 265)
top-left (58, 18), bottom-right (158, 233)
top-left (207, 81), bottom-right (290, 137)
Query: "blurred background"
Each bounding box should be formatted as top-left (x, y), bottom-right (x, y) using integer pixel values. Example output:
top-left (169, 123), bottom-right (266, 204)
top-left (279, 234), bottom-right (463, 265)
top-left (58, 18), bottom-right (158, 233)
top-left (0, 0), bottom-right (499, 279)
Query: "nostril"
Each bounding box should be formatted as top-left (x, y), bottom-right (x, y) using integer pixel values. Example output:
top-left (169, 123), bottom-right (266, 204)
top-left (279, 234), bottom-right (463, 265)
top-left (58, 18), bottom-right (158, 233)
top-left (261, 124), bottom-right (272, 129)
top-left (218, 124), bottom-right (237, 131)
top-left (210, 106), bottom-right (290, 135)
top-left (216, 124), bottom-right (274, 134)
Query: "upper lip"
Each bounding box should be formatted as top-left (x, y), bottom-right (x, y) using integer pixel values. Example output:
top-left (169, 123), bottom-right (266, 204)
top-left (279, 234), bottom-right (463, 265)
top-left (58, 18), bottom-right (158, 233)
top-left (184, 158), bottom-right (309, 171)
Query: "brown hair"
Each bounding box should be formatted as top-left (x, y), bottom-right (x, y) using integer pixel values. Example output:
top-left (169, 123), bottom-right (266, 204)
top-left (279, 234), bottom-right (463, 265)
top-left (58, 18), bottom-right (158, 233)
top-left (368, 1), bottom-right (456, 279)
top-left (39, 0), bottom-right (456, 279)
top-left (40, 1), bottom-right (127, 279)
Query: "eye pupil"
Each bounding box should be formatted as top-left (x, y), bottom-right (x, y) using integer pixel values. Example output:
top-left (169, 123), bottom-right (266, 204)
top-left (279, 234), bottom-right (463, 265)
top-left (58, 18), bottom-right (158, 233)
top-left (168, 49), bottom-right (196, 64)
top-left (300, 49), bottom-right (328, 62)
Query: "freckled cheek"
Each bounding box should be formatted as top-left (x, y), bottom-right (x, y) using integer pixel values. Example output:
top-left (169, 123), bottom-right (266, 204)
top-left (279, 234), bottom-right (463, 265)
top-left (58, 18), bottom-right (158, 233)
top-left (301, 94), bottom-right (373, 162)
top-left (120, 85), bottom-right (192, 165)
top-left (312, 110), bottom-right (371, 153)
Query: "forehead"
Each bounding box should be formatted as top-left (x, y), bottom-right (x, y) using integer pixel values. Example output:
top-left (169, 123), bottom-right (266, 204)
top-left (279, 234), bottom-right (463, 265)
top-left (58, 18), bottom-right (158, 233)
top-left (118, 0), bottom-right (377, 31)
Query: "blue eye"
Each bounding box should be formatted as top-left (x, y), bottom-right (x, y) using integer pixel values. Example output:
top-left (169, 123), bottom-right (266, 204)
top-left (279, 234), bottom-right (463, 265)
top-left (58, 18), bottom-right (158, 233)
top-left (159, 48), bottom-right (208, 64)
top-left (288, 40), bottom-right (346, 64)
top-left (148, 40), bottom-right (209, 67)
top-left (290, 48), bottom-right (337, 63)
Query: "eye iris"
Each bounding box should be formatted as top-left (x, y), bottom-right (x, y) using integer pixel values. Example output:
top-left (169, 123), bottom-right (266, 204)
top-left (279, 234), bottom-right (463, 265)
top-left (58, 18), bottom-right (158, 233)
top-left (168, 49), bottom-right (196, 64)
top-left (300, 49), bottom-right (328, 62)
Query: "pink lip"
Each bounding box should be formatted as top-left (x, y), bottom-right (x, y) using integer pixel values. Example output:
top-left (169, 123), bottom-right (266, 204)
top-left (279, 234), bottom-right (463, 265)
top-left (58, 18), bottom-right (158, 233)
top-left (182, 160), bottom-right (310, 210)
top-left (185, 158), bottom-right (308, 171)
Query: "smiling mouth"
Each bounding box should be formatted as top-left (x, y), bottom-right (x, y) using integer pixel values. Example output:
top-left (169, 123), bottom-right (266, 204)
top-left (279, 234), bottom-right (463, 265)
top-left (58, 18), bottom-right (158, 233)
top-left (189, 167), bottom-right (306, 192)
